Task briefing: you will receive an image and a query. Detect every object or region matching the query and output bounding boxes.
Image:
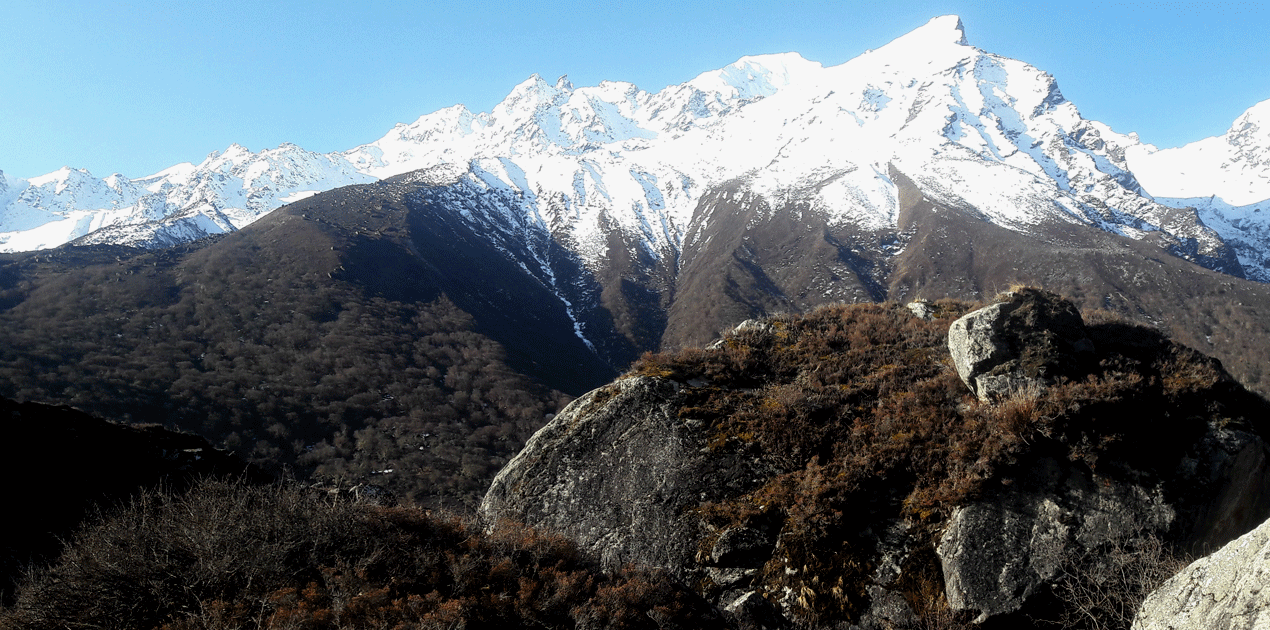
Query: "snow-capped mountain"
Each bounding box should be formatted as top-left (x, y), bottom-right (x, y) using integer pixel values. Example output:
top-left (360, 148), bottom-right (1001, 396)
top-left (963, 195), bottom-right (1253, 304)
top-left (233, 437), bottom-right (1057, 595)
top-left (0, 144), bottom-right (374, 251)
top-left (1126, 99), bottom-right (1270, 279)
top-left (3, 15), bottom-right (1269, 283)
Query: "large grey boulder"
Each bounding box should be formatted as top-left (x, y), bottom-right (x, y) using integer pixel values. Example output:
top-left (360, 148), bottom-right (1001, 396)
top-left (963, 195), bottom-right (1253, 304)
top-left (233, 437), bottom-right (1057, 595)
top-left (937, 426), bottom-right (1270, 624)
top-left (480, 375), bottom-right (773, 576)
top-left (937, 458), bottom-right (1174, 622)
top-left (948, 288), bottom-right (1094, 401)
top-left (1133, 515), bottom-right (1270, 630)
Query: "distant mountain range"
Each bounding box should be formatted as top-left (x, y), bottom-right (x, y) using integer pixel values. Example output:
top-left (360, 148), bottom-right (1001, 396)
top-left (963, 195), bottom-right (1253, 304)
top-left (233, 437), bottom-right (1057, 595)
top-left (2, 16), bottom-right (1268, 282)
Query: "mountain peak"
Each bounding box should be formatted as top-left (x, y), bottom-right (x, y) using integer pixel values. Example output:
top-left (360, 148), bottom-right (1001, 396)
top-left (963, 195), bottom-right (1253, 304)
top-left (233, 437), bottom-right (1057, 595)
top-left (874, 14), bottom-right (969, 54)
top-left (498, 74), bottom-right (568, 113)
top-left (686, 51), bottom-right (821, 100)
top-left (853, 14), bottom-right (972, 74)
top-left (921, 14), bottom-right (968, 45)
top-left (1233, 98), bottom-right (1270, 131)
top-left (27, 166), bottom-right (84, 187)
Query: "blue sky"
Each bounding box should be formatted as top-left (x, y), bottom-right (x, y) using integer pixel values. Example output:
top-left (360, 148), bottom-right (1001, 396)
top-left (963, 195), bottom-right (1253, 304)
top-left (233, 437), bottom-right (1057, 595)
top-left (2, 0), bottom-right (1268, 180)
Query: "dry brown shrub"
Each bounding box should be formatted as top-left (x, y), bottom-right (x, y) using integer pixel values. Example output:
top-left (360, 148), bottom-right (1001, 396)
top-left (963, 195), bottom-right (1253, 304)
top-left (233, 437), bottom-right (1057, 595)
top-left (3, 480), bottom-right (722, 630)
top-left (1047, 532), bottom-right (1192, 630)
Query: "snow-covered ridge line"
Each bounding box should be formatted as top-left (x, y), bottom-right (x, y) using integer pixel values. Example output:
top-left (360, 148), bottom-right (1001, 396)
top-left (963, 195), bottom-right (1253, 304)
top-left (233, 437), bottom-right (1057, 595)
top-left (2, 15), bottom-right (1269, 282)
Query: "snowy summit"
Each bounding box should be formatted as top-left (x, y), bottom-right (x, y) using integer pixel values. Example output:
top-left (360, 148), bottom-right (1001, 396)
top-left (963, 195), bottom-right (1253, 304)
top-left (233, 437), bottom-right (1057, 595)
top-left (2, 15), bottom-right (1268, 280)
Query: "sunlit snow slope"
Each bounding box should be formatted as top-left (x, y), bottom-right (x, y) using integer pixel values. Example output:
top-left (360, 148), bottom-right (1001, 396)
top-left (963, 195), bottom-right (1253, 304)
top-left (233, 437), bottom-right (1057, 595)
top-left (1127, 99), bottom-right (1270, 280)
top-left (3, 15), bottom-right (1268, 280)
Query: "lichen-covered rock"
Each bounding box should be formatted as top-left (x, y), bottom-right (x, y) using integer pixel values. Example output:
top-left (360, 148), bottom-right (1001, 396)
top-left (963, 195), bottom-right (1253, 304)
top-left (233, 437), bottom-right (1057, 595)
top-left (948, 288), bottom-right (1094, 401)
top-left (480, 375), bottom-right (774, 576)
top-left (1133, 515), bottom-right (1270, 630)
top-left (710, 526), bottom-right (772, 566)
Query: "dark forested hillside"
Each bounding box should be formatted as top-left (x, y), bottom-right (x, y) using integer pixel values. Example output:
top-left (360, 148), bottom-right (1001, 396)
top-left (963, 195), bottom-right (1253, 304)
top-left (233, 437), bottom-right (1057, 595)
top-left (0, 175), bottom-right (613, 508)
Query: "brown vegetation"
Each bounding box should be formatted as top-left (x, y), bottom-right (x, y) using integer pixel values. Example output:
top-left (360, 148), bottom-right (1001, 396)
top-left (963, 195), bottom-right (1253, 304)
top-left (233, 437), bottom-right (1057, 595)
top-left (630, 299), bottom-right (1269, 627)
top-left (3, 480), bottom-right (721, 630)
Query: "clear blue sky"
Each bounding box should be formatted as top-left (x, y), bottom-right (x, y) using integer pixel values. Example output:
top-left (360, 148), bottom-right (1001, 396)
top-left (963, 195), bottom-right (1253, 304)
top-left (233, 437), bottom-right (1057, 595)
top-left (2, 0), bottom-right (1268, 180)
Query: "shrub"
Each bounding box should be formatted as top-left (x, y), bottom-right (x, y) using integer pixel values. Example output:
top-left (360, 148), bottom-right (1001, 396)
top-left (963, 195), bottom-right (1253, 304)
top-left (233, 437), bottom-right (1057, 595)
top-left (3, 480), bottom-right (722, 630)
top-left (1047, 532), bottom-right (1192, 630)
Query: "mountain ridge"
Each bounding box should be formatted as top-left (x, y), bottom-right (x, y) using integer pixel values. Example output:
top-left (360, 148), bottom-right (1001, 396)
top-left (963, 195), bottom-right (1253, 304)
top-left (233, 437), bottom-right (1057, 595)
top-left (2, 15), bottom-right (1267, 283)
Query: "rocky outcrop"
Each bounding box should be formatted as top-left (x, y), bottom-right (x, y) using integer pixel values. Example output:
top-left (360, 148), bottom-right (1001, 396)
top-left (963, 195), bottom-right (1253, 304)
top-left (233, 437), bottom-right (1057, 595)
top-left (937, 458), bottom-right (1174, 621)
top-left (1133, 515), bottom-right (1270, 630)
top-left (906, 299), bottom-right (935, 320)
top-left (1183, 425), bottom-right (1270, 549)
top-left (938, 428), bottom-right (1270, 624)
top-left (948, 288), bottom-right (1094, 401)
top-left (480, 375), bottom-right (775, 575)
top-left (482, 299), bottom-right (1270, 628)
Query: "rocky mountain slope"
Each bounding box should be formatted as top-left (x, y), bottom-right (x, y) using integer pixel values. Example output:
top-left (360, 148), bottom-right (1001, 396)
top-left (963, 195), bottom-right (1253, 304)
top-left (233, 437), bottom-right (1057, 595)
top-left (482, 290), bottom-right (1270, 628)
top-left (3, 16), bottom-right (1269, 284)
top-left (1127, 98), bottom-right (1270, 281)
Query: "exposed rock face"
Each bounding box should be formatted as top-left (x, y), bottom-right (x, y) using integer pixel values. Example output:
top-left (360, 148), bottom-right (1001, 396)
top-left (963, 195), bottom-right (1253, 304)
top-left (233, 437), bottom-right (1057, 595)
top-left (480, 376), bottom-right (774, 574)
top-left (948, 288), bottom-right (1094, 401)
top-left (1183, 426), bottom-right (1270, 549)
top-left (1133, 515), bottom-right (1270, 630)
top-left (906, 299), bottom-right (935, 320)
top-left (935, 423), bottom-right (1270, 624)
top-left (937, 458), bottom-right (1174, 621)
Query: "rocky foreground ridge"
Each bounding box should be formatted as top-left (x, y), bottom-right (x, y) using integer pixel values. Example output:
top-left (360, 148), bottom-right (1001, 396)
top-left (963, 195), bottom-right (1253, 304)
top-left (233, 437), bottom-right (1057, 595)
top-left (482, 289), bottom-right (1270, 628)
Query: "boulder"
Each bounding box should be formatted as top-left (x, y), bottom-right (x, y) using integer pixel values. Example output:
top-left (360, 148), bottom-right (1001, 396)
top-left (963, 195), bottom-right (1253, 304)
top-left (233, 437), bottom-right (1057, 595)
top-left (937, 458), bottom-right (1174, 621)
top-left (480, 375), bottom-right (774, 575)
top-left (710, 526), bottom-right (772, 567)
top-left (1181, 425), bottom-right (1270, 549)
top-left (906, 299), bottom-right (935, 320)
top-left (937, 424), bottom-right (1270, 624)
top-left (1133, 515), bottom-right (1270, 630)
top-left (948, 288), bottom-right (1094, 401)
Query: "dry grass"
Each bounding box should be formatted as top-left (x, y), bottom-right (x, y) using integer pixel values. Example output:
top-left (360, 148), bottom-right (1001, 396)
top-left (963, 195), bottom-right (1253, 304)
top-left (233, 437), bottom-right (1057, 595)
top-left (3, 480), bottom-right (721, 630)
